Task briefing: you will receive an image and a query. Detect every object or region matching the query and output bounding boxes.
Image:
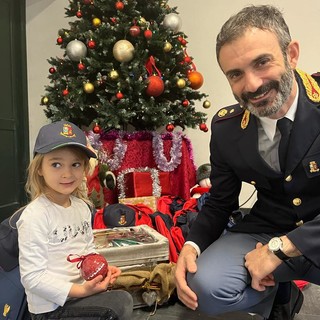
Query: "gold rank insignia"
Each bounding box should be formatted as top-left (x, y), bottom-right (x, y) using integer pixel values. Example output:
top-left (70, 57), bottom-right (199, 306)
top-left (309, 161), bottom-right (320, 173)
top-left (218, 108), bottom-right (228, 117)
top-left (118, 214), bottom-right (127, 226)
top-left (241, 109), bottom-right (250, 129)
top-left (296, 68), bottom-right (320, 103)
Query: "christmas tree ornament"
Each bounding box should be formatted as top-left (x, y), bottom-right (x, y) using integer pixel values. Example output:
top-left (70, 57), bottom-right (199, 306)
top-left (129, 25), bottom-right (141, 37)
top-left (166, 123), bottom-right (175, 132)
top-left (92, 17), bottom-right (101, 27)
top-left (76, 10), bottom-right (82, 18)
top-left (41, 96), bottom-right (49, 105)
top-left (188, 70), bottom-right (204, 90)
top-left (83, 82), bottom-right (95, 93)
top-left (177, 78), bottom-right (186, 88)
top-left (109, 69), bottom-right (119, 80)
top-left (182, 99), bottom-right (189, 107)
top-left (66, 39), bottom-right (87, 61)
top-left (203, 100), bottom-right (211, 109)
top-left (116, 91), bottom-right (124, 99)
top-left (57, 36), bottom-right (63, 45)
top-left (139, 17), bottom-right (147, 26)
top-left (67, 253), bottom-right (109, 281)
top-left (163, 41), bottom-right (172, 53)
top-left (144, 29), bottom-right (153, 40)
top-left (163, 13), bottom-right (182, 33)
top-left (93, 123), bottom-right (101, 134)
top-left (62, 88), bottom-right (69, 96)
top-left (87, 39), bottom-right (96, 49)
top-left (178, 36), bottom-right (187, 46)
top-left (113, 40), bottom-right (135, 62)
top-left (49, 67), bottom-right (56, 74)
top-left (78, 62), bottom-right (86, 71)
top-left (199, 123), bottom-right (208, 131)
top-left (145, 75), bottom-right (164, 97)
top-left (115, 1), bottom-right (124, 10)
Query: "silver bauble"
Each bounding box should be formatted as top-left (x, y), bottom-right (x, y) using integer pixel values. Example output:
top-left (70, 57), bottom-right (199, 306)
top-left (113, 40), bottom-right (135, 62)
top-left (66, 40), bottom-right (87, 62)
top-left (163, 13), bottom-right (182, 33)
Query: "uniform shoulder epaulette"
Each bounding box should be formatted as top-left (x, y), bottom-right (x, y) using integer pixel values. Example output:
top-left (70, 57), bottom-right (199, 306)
top-left (213, 104), bottom-right (244, 123)
top-left (296, 68), bottom-right (320, 103)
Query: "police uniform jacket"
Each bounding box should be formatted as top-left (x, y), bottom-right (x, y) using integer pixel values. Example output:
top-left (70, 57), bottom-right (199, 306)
top-left (187, 69), bottom-right (320, 268)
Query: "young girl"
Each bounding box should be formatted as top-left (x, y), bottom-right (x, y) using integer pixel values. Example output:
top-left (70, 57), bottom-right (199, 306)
top-left (17, 121), bottom-right (133, 320)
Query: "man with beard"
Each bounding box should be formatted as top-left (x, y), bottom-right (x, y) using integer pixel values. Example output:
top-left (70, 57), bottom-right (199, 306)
top-left (175, 5), bottom-right (320, 320)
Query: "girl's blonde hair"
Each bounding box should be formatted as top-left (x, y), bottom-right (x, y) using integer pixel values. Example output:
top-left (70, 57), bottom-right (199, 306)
top-left (25, 146), bottom-right (91, 204)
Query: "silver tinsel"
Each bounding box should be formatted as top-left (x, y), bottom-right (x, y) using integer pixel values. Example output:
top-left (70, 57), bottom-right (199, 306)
top-left (117, 167), bottom-right (162, 199)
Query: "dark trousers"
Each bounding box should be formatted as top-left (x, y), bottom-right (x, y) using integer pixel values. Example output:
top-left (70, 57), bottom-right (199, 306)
top-left (30, 290), bottom-right (133, 320)
top-left (187, 231), bottom-right (320, 318)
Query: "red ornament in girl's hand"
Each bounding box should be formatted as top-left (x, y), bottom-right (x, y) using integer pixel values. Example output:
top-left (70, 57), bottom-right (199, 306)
top-left (68, 253), bottom-right (109, 281)
top-left (81, 254), bottom-right (108, 281)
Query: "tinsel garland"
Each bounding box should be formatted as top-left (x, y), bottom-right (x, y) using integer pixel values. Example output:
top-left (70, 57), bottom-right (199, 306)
top-left (87, 131), bottom-right (127, 171)
top-left (152, 132), bottom-right (182, 172)
top-left (117, 167), bottom-right (161, 199)
top-left (89, 130), bottom-right (195, 172)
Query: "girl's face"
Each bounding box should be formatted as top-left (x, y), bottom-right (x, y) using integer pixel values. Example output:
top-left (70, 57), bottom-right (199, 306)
top-left (38, 147), bottom-right (86, 207)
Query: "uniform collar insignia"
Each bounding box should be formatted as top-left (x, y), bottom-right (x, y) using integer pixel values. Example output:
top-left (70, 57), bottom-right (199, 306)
top-left (296, 68), bottom-right (320, 103)
top-left (241, 109), bottom-right (250, 129)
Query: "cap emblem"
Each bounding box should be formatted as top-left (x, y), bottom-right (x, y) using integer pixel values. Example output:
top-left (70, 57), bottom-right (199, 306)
top-left (60, 123), bottom-right (76, 138)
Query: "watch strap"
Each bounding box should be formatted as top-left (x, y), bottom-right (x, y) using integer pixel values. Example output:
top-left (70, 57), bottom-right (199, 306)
top-left (273, 248), bottom-right (290, 261)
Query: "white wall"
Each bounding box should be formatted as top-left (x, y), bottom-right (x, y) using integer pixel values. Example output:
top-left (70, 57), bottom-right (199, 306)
top-left (26, 0), bottom-right (320, 206)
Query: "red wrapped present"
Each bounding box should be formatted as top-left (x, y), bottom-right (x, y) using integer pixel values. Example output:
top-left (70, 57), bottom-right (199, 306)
top-left (121, 170), bottom-right (171, 198)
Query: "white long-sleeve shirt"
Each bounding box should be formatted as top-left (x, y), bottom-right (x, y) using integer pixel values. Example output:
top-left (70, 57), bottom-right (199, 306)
top-left (17, 195), bottom-right (95, 314)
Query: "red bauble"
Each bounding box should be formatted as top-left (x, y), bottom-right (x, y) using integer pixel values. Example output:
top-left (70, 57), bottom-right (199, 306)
top-left (115, 1), bottom-right (124, 10)
top-left (116, 92), bottom-right (124, 100)
top-left (78, 63), bottom-right (86, 71)
top-left (76, 10), bottom-right (82, 18)
top-left (57, 37), bottom-right (63, 45)
top-left (145, 75), bottom-right (164, 97)
top-left (93, 124), bottom-right (101, 134)
top-left (166, 123), bottom-right (175, 132)
top-left (144, 29), bottom-right (153, 39)
top-left (184, 56), bottom-right (192, 64)
top-left (80, 254), bottom-right (108, 281)
top-left (87, 40), bottom-right (96, 49)
top-left (62, 89), bottom-right (69, 96)
top-left (178, 36), bottom-right (187, 46)
top-left (199, 123), bottom-right (208, 131)
top-left (49, 67), bottom-right (56, 74)
top-left (188, 71), bottom-right (204, 90)
top-left (129, 25), bottom-right (141, 37)
top-left (182, 99), bottom-right (189, 107)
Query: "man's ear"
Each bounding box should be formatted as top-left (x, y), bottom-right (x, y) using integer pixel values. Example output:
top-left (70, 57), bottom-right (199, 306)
top-left (287, 40), bottom-right (299, 69)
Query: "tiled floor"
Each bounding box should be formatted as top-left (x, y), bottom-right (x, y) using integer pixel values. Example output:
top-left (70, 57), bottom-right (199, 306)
top-left (132, 284), bottom-right (320, 320)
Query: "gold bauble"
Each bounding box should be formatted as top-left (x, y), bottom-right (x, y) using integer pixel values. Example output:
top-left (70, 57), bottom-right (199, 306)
top-left (83, 82), bottom-right (95, 93)
top-left (139, 17), bottom-right (147, 26)
top-left (163, 41), bottom-right (172, 53)
top-left (41, 96), bottom-right (49, 105)
top-left (109, 69), bottom-right (119, 81)
top-left (113, 40), bottom-right (135, 62)
top-left (203, 100), bottom-right (211, 109)
top-left (92, 18), bottom-right (102, 27)
top-left (177, 78), bottom-right (186, 88)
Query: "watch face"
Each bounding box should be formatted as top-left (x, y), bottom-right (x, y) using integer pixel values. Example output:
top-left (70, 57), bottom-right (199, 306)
top-left (268, 237), bottom-right (282, 251)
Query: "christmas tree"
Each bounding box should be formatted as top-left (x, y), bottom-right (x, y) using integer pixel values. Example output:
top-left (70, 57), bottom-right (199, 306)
top-left (40, 0), bottom-right (210, 132)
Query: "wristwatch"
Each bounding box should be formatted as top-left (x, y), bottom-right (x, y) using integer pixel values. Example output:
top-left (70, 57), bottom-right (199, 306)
top-left (268, 237), bottom-right (290, 260)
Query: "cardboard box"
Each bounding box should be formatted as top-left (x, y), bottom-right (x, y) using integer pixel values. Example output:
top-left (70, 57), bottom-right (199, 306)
top-left (93, 225), bottom-right (169, 269)
top-left (119, 196), bottom-right (158, 212)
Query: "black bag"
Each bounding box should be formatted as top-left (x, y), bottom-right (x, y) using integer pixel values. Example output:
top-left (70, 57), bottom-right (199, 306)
top-left (0, 208), bottom-right (24, 272)
top-left (0, 266), bottom-right (29, 320)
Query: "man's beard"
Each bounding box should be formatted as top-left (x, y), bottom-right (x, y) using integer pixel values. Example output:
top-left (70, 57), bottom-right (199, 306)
top-left (234, 64), bottom-right (294, 117)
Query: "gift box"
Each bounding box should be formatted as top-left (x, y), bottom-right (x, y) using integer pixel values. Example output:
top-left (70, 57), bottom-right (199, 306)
top-left (119, 196), bottom-right (158, 212)
top-left (123, 171), bottom-right (171, 198)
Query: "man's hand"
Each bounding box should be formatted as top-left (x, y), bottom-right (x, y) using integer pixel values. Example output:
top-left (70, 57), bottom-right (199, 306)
top-left (244, 242), bottom-right (281, 291)
top-left (174, 244), bottom-right (199, 310)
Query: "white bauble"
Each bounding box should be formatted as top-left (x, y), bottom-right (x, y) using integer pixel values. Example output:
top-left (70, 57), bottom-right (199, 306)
top-left (163, 13), bottom-right (182, 33)
top-left (66, 40), bottom-right (87, 61)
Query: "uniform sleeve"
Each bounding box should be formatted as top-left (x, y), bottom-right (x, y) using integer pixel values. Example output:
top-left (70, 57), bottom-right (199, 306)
top-left (17, 205), bottom-right (72, 307)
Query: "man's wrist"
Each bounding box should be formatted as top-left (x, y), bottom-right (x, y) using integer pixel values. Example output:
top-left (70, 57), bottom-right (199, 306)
top-left (184, 241), bottom-right (200, 257)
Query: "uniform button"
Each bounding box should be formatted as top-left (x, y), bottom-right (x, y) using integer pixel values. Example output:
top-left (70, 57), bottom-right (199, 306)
top-left (285, 175), bottom-right (292, 182)
top-left (250, 181), bottom-right (256, 185)
top-left (296, 220), bottom-right (304, 226)
top-left (292, 198), bottom-right (302, 206)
